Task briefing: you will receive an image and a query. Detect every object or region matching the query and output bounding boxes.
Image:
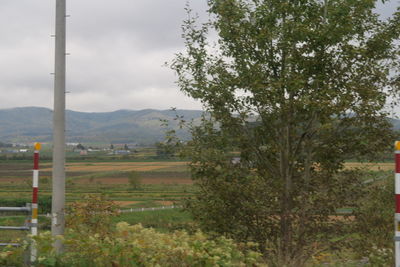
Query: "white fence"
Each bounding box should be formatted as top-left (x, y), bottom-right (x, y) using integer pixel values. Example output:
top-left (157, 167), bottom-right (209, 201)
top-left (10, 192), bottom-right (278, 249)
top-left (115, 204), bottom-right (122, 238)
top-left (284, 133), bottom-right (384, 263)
top-left (119, 205), bottom-right (182, 213)
top-left (38, 205), bottom-right (183, 218)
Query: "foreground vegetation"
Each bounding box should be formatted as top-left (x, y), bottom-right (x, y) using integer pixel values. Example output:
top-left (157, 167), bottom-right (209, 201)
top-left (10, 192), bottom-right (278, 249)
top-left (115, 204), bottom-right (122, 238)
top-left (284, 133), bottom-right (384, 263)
top-left (170, 0), bottom-right (400, 265)
top-left (1, 195), bottom-right (264, 266)
top-left (2, 0), bottom-right (400, 265)
top-left (0, 165), bottom-right (396, 266)
top-left (0, 139), bottom-right (397, 266)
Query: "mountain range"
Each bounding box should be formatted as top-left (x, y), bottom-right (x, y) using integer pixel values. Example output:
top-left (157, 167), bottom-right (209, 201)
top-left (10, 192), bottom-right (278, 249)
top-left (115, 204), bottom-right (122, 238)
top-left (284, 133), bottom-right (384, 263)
top-left (1, 107), bottom-right (399, 145)
top-left (0, 107), bottom-right (203, 145)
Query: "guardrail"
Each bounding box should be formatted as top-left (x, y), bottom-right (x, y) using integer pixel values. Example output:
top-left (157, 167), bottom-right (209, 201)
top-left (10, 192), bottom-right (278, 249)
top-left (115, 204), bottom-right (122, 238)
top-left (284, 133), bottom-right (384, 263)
top-left (0, 206), bottom-right (32, 212)
top-left (0, 143), bottom-right (41, 266)
top-left (0, 243), bottom-right (20, 247)
top-left (33, 205), bottom-right (183, 217)
top-left (0, 203), bottom-right (32, 248)
top-left (119, 205), bottom-right (182, 213)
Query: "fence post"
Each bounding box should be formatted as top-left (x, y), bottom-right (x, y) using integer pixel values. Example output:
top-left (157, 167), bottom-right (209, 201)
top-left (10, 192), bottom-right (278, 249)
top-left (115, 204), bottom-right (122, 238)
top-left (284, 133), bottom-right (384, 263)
top-left (31, 142), bottom-right (41, 263)
top-left (395, 141), bottom-right (400, 267)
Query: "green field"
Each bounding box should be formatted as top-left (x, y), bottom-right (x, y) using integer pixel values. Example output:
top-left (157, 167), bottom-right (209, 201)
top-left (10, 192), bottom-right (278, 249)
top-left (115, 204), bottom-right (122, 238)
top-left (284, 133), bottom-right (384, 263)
top-left (0, 154), bottom-right (395, 265)
top-left (0, 153), bottom-right (196, 245)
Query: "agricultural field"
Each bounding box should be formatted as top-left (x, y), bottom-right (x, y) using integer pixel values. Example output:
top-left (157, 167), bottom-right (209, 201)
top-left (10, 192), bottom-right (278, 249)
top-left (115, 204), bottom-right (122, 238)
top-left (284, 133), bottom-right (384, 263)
top-left (0, 159), bottom-right (394, 211)
top-left (0, 156), bottom-right (195, 244)
top-left (0, 156), bottom-right (395, 265)
top-left (344, 161), bottom-right (394, 172)
top-left (0, 159), bottom-right (193, 202)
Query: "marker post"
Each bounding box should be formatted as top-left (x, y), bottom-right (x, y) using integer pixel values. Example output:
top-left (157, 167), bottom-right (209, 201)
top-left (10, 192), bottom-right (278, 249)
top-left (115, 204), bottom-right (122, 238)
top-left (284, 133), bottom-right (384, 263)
top-left (395, 141), bottom-right (400, 266)
top-left (31, 142), bottom-right (41, 263)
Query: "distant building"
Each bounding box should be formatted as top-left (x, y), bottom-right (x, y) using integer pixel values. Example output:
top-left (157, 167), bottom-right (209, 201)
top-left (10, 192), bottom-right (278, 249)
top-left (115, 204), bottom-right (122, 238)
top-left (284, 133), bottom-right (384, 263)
top-left (231, 157), bottom-right (241, 164)
top-left (127, 143), bottom-right (138, 149)
top-left (87, 148), bottom-right (100, 152)
top-left (67, 142), bottom-right (80, 146)
top-left (114, 150), bottom-right (131, 155)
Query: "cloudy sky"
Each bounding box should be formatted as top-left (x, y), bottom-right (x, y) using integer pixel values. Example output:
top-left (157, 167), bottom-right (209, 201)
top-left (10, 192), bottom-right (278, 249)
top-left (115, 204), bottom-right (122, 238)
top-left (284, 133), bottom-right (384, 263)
top-left (0, 1), bottom-right (398, 112)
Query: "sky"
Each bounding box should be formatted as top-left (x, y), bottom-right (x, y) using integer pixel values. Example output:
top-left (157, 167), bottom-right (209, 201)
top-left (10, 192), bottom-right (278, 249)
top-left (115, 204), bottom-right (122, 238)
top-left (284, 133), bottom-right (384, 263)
top-left (0, 0), bottom-right (398, 113)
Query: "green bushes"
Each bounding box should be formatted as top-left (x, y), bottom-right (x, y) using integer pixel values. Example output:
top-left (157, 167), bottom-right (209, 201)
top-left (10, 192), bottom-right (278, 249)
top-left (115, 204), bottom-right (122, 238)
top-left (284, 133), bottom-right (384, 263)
top-left (31, 223), bottom-right (263, 267)
top-left (0, 195), bottom-right (51, 214)
top-left (349, 171), bottom-right (394, 265)
top-left (0, 224), bottom-right (263, 266)
top-left (0, 194), bottom-right (264, 266)
top-left (128, 171), bottom-right (142, 190)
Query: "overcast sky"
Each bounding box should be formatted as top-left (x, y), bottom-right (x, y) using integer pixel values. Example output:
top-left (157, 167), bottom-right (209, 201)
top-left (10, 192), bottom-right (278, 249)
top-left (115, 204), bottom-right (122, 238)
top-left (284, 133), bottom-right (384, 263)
top-left (0, 1), bottom-right (398, 112)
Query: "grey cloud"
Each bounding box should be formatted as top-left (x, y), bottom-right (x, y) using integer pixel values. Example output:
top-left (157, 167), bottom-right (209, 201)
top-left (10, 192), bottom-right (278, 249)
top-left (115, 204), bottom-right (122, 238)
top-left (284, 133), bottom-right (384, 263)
top-left (67, 0), bottom-right (208, 51)
top-left (0, 0), bottom-right (397, 112)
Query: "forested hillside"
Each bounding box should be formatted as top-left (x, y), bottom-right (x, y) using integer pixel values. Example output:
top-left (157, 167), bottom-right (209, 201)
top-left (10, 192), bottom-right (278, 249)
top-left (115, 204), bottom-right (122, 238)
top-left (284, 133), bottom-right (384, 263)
top-left (0, 107), bottom-right (203, 144)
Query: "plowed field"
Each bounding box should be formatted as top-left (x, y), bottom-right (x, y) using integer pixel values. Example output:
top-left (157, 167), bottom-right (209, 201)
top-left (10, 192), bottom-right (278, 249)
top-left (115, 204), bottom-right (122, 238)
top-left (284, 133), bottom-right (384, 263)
top-left (41, 161), bottom-right (188, 172)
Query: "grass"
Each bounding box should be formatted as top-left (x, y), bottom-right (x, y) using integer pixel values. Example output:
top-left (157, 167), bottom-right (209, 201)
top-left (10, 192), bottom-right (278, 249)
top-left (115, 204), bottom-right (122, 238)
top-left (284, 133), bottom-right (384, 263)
top-left (0, 157), bottom-right (195, 236)
top-left (113, 208), bottom-right (193, 232)
top-left (0, 209), bottom-right (191, 245)
top-left (0, 155), bottom-right (395, 266)
top-left (0, 157), bottom-right (394, 250)
top-left (0, 159), bottom-right (194, 246)
top-left (0, 215), bottom-right (51, 243)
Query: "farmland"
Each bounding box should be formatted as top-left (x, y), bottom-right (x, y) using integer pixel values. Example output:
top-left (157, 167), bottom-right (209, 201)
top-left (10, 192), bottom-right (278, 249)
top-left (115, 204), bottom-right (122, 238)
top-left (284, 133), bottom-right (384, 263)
top-left (0, 154), bottom-right (395, 265)
top-left (0, 154), bottom-right (195, 245)
top-left (0, 159), bottom-right (193, 202)
top-left (0, 158), bottom-right (393, 212)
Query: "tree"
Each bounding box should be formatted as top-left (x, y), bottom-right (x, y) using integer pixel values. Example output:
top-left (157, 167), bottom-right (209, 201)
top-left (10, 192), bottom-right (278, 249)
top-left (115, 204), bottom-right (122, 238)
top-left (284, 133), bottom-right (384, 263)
top-left (172, 0), bottom-right (399, 265)
top-left (155, 142), bottom-right (176, 158)
top-left (110, 144), bottom-right (114, 150)
top-left (155, 127), bottom-right (180, 158)
top-left (351, 171), bottom-right (394, 265)
top-left (76, 143), bottom-right (85, 150)
top-left (128, 171), bottom-right (142, 190)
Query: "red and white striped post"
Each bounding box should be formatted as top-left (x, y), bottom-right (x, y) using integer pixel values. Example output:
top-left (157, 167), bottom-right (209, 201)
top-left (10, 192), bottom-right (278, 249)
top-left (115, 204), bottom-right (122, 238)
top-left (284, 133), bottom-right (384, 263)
top-left (31, 142), bottom-right (41, 262)
top-left (395, 141), bottom-right (400, 266)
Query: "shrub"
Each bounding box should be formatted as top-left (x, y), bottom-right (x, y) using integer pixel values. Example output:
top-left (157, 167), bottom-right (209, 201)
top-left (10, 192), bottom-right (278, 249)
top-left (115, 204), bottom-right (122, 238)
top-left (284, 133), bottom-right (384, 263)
top-left (0, 195), bottom-right (51, 214)
top-left (128, 171), bottom-right (142, 190)
top-left (66, 194), bottom-right (119, 237)
top-left (1, 194), bottom-right (264, 266)
top-left (350, 171), bottom-right (394, 266)
top-left (33, 223), bottom-right (264, 267)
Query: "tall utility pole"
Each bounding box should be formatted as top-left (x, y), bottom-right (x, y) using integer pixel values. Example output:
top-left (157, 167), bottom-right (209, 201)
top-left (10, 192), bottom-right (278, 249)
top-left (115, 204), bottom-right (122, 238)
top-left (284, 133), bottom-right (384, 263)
top-left (52, 0), bottom-right (66, 253)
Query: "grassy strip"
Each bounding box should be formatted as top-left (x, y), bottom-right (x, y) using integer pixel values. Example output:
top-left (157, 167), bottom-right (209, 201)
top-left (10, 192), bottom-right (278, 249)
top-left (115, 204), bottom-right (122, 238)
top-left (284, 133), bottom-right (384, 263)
top-left (112, 208), bottom-right (193, 232)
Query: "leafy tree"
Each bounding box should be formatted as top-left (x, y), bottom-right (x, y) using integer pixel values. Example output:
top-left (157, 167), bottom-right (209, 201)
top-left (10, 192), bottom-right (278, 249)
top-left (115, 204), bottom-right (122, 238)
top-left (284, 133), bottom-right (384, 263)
top-left (0, 141), bottom-right (10, 148)
top-left (76, 143), bottom-right (85, 150)
top-left (128, 171), bottom-right (142, 190)
top-left (172, 0), bottom-right (399, 265)
top-left (66, 194), bottom-right (119, 237)
top-left (155, 142), bottom-right (176, 158)
top-left (350, 171), bottom-right (394, 265)
top-left (155, 126), bottom-right (180, 158)
top-left (110, 144), bottom-right (114, 150)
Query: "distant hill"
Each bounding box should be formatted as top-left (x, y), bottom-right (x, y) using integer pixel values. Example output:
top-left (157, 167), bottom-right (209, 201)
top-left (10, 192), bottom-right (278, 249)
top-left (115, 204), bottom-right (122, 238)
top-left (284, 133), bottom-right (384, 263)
top-left (0, 107), bottom-right (204, 145)
top-left (1, 107), bottom-right (399, 145)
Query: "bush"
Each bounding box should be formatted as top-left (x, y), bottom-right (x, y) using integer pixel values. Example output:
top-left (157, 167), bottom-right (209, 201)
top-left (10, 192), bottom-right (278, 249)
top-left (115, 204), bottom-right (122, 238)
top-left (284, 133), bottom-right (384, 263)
top-left (1, 195), bottom-right (265, 266)
top-left (66, 194), bottom-right (119, 237)
top-left (0, 195), bottom-right (51, 214)
top-left (128, 171), bottom-right (142, 190)
top-left (31, 223), bottom-right (263, 267)
top-left (350, 171), bottom-right (394, 266)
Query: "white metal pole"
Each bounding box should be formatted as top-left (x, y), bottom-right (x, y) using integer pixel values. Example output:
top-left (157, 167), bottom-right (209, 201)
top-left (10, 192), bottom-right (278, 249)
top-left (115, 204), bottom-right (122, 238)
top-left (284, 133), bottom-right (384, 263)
top-left (52, 0), bottom-right (66, 254)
